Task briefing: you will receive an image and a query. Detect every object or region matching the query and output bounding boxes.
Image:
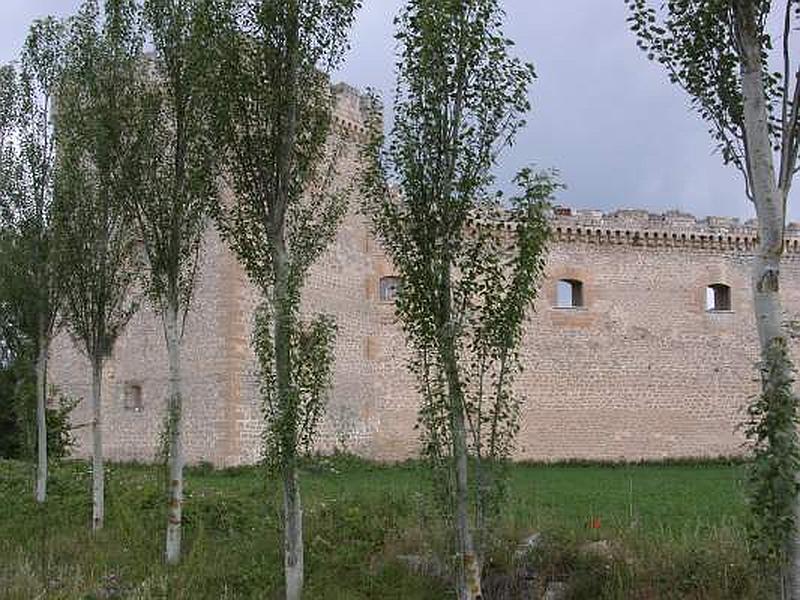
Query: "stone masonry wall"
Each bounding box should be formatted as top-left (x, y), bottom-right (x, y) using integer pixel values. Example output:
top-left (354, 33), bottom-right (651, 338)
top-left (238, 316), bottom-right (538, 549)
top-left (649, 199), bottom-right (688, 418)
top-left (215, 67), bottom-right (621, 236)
top-left (49, 224), bottom-right (248, 466)
top-left (48, 84), bottom-right (800, 465)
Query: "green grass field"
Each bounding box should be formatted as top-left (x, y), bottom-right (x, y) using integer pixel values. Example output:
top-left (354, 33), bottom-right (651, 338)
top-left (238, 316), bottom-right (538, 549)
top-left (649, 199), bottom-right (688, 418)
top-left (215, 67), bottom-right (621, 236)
top-left (0, 456), bottom-right (775, 599)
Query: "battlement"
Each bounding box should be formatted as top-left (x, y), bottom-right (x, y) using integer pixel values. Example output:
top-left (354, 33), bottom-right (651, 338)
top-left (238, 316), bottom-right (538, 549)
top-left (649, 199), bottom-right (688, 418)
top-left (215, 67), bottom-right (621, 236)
top-left (544, 207), bottom-right (800, 254)
top-left (470, 206), bottom-right (800, 254)
top-left (331, 81), bottom-right (378, 136)
top-left (553, 207), bottom-right (759, 232)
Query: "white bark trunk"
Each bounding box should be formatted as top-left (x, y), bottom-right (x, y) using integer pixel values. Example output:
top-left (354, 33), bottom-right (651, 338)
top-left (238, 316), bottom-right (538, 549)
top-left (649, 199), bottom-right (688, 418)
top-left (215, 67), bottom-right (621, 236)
top-left (793, 460), bottom-right (800, 600)
top-left (272, 238), bottom-right (305, 600)
top-left (35, 341), bottom-right (48, 503)
top-left (735, 3), bottom-right (797, 596)
top-left (443, 340), bottom-right (482, 600)
top-left (453, 409), bottom-right (482, 600)
top-left (164, 301), bottom-right (184, 565)
top-left (91, 356), bottom-right (104, 531)
top-left (283, 464), bottom-right (304, 600)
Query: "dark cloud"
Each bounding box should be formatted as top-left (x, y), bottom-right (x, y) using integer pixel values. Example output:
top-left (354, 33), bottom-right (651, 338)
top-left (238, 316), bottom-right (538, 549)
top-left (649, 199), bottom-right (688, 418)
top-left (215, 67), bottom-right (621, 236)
top-left (4, 1), bottom-right (796, 221)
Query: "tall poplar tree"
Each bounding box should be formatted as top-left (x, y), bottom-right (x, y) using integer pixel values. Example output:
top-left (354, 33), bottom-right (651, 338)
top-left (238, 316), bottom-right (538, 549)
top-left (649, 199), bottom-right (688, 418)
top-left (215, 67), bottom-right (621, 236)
top-left (200, 0), bottom-right (359, 597)
top-left (0, 18), bottom-right (67, 503)
top-left (133, 0), bottom-right (217, 565)
top-left (56, 0), bottom-right (145, 531)
top-left (361, 1), bottom-right (554, 598)
top-left (627, 0), bottom-right (800, 595)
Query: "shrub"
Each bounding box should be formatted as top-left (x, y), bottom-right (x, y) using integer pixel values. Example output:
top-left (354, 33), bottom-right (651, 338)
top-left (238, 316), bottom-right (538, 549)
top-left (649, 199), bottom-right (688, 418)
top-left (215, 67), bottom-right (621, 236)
top-left (0, 354), bottom-right (77, 460)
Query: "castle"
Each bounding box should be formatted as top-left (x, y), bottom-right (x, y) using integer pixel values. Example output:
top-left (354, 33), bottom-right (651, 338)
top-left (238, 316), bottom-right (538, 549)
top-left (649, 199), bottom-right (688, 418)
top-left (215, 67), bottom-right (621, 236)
top-left (49, 83), bottom-right (800, 466)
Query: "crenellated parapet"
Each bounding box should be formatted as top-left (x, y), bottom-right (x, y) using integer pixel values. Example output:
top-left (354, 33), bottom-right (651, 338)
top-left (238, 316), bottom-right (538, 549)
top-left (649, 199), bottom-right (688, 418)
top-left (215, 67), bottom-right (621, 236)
top-left (331, 82), bottom-right (377, 138)
top-left (548, 207), bottom-right (800, 254)
top-left (468, 206), bottom-right (800, 255)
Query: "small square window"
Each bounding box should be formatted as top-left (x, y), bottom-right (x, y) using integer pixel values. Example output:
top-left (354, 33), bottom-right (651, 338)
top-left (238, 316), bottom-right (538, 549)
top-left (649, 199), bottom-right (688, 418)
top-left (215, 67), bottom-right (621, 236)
top-left (706, 284), bottom-right (731, 312)
top-left (379, 276), bottom-right (401, 302)
top-left (124, 382), bottom-right (143, 412)
top-left (556, 279), bottom-right (583, 308)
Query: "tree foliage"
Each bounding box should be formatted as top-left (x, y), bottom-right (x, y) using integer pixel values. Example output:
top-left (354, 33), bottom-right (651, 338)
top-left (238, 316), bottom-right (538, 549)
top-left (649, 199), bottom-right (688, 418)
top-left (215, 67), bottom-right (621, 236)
top-left (127, 0), bottom-right (220, 565)
top-left (199, 0), bottom-right (360, 596)
top-left (0, 355), bottom-right (77, 461)
top-left (136, 0), bottom-right (217, 316)
top-left (626, 0), bottom-right (799, 200)
top-left (200, 0), bottom-right (360, 473)
top-left (361, 0), bottom-right (556, 596)
top-left (253, 304), bottom-right (337, 472)
top-left (200, 0), bottom-right (358, 293)
top-left (55, 0), bottom-right (148, 531)
top-left (744, 338), bottom-right (800, 565)
top-left (56, 0), bottom-right (145, 363)
top-left (0, 16), bottom-right (68, 502)
top-left (626, 0), bottom-right (800, 591)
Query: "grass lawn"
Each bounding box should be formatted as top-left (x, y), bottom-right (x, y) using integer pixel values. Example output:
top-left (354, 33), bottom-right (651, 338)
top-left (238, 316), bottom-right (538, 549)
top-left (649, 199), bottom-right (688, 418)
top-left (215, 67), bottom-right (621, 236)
top-left (0, 456), bottom-right (774, 599)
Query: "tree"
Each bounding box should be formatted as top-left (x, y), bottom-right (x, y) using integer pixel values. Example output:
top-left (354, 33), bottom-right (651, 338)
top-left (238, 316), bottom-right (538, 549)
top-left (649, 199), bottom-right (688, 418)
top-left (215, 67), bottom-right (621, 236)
top-left (130, 0), bottom-right (218, 565)
top-left (55, 0), bottom-right (145, 532)
top-left (200, 0), bottom-right (360, 597)
top-left (626, 0), bottom-right (800, 595)
top-left (0, 17), bottom-right (67, 503)
top-left (360, 1), bottom-right (555, 597)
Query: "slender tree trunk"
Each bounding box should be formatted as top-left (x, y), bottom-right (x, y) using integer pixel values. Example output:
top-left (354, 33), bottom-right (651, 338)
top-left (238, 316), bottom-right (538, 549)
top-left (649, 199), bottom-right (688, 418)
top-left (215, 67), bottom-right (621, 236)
top-left (271, 237), bottom-right (304, 600)
top-left (735, 3), bottom-right (797, 596)
top-left (35, 337), bottom-right (48, 503)
top-left (164, 299), bottom-right (184, 565)
top-left (441, 336), bottom-right (482, 600)
top-left (794, 426), bottom-right (800, 600)
top-left (272, 11), bottom-right (302, 593)
top-left (283, 461), bottom-right (303, 600)
top-left (91, 355), bottom-right (104, 531)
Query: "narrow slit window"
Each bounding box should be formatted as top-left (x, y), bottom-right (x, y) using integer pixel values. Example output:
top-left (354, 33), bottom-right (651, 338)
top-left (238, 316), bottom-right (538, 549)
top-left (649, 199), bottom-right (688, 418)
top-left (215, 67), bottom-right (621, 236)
top-left (706, 284), bottom-right (731, 312)
top-left (379, 276), bottom-right (401, 302)
top-left (557, 279), bottom-right (584, 308)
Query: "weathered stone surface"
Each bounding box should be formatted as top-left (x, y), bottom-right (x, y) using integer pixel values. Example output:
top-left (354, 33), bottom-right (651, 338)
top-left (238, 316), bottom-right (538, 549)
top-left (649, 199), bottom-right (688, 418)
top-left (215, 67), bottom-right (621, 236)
top-left (49, 82), bottom-right (800, 466)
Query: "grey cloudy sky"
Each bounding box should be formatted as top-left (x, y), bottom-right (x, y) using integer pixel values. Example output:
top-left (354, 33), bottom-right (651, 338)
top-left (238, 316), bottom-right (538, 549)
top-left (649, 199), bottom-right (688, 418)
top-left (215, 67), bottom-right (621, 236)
top-left (3, 1), bottom-right (796, 221)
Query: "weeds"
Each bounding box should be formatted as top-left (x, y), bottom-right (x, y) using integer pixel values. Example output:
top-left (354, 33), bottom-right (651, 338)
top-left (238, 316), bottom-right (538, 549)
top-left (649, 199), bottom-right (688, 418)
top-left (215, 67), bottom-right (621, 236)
top-left (0, 457), bottom-right (777, 599)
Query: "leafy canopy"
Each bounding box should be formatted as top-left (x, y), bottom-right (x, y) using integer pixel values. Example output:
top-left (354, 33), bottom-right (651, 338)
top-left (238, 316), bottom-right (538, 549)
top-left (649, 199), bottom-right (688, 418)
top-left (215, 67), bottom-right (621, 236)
top-left (130, 0), bottom-right (218, 320)
top-left (626, 0), bottom-right (800, 199)
top-left (199, 0), bottom-right (361, 469)
top-left (55, 0), bottom-right (147, 360)
top-left (0, 17), bottom-right (67, 357)
top-left (361, 0), bottom-right (558, 532)
top-left (201, 0), bottom-right (360, 295)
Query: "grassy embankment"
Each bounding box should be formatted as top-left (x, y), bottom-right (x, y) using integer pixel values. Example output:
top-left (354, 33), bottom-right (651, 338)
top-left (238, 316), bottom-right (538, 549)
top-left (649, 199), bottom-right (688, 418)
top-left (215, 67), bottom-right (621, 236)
top-left (0, 456), bottom-right (774, 599)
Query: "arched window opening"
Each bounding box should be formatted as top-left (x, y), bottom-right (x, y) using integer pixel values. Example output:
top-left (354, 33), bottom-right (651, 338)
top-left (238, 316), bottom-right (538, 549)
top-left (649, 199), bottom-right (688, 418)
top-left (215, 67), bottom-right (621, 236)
top-left (557, 279), bottom-right (584, 308)
top-left (706, 284), bottom-right (731, 312)
top-left (379, 276), bottom-right (401, 302)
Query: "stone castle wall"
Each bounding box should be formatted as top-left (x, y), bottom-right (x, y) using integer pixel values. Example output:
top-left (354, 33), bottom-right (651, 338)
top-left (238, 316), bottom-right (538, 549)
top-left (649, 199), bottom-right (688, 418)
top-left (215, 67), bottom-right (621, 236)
top-left (49, 84), bottom-right (800, 465)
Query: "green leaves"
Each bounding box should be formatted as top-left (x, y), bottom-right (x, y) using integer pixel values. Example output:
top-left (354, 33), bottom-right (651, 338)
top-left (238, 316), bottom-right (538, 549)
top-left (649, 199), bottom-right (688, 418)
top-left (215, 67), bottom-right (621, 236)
top-left (744, 337), bottom-right (800, 566)
top-left (627, 2), bottom-right (800, 582)
top-left (624, 0), bottom-right (798, 197)
top-left (55, 0), bottom-right (146, 360)
top-left (361, 0), bottom-right (556, 556)
top-left (0, 16), bottom-right (68, 360)
top-left (203, 0), bottom-right (360, 292)
top-left (201, 0), bottom-right (360, 475)
top-left (255, 304), bottom-right (337, 472)
top-left (131, 0), bottom-right (218, 319)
